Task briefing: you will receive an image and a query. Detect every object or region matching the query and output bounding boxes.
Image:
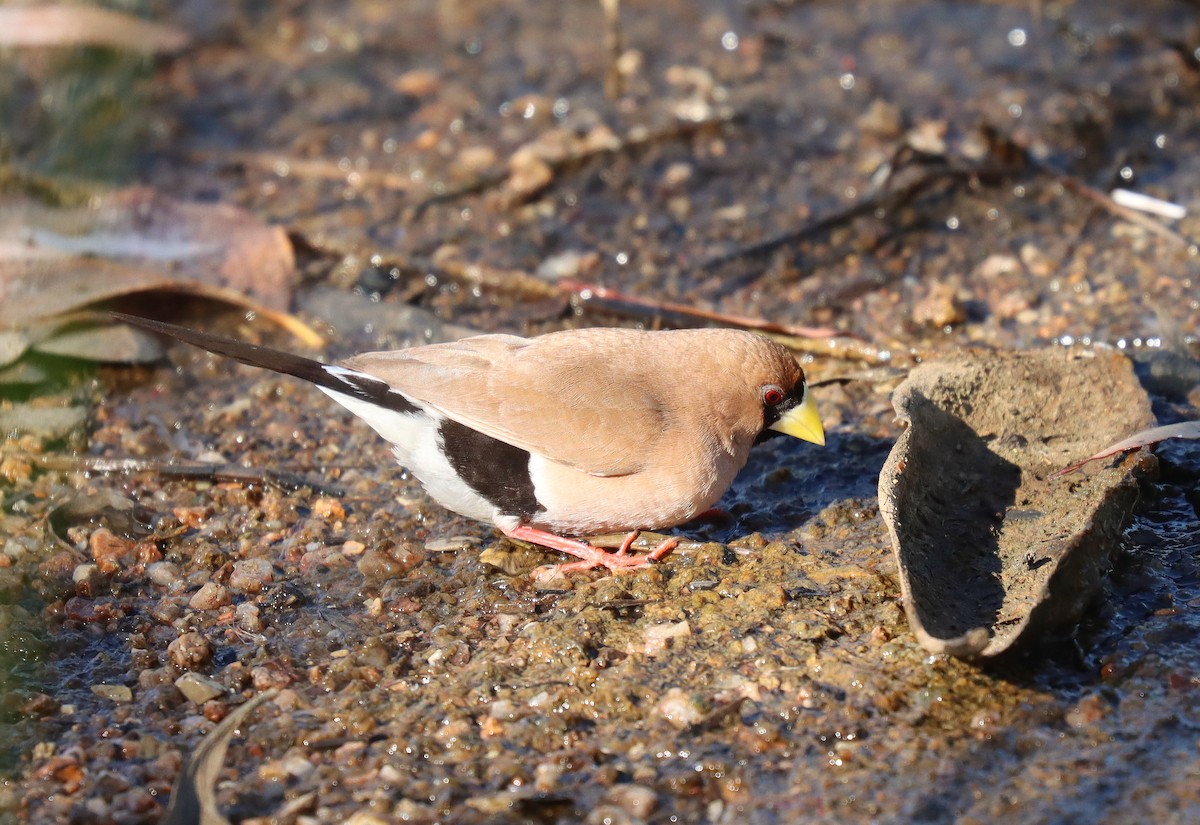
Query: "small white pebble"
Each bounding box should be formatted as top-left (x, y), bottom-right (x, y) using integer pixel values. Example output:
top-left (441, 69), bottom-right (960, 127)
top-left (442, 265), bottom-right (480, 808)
top-left (654, 687), bottom-right (704, 729)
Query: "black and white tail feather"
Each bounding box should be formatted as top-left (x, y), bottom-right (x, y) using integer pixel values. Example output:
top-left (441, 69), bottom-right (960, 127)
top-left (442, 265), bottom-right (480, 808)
top-left (110, 313), bottom-right (515, 526)
top-left (111, 313), bottom-right (418, 415)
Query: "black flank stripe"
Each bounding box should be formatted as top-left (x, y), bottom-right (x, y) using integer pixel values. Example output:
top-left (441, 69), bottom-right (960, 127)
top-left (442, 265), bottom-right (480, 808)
top-left (111, 313), bottom-right (418, 415)
top-left (438, 419), bottom-right (543, 520)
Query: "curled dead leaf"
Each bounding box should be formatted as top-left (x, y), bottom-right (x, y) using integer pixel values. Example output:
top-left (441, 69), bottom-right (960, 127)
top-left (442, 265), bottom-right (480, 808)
top-left (1052, 420), bottom-right (1200, 477)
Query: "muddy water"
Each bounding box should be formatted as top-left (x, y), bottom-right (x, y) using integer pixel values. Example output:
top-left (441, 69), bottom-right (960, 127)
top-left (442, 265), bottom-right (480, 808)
top-left (2, 1), bottom-right (1199, 823)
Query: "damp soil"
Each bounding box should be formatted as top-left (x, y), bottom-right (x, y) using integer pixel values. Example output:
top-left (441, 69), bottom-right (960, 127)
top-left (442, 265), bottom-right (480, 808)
top-left (3, 1), bottom-right (1200, 823)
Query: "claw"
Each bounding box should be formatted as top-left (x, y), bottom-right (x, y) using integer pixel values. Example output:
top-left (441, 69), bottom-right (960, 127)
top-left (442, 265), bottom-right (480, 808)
top-left (501, 524), bottom-right (680, 575)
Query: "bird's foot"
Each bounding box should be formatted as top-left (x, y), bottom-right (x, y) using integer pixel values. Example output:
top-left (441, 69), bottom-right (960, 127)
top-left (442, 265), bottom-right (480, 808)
top-left (503, 524), bottom-right (679, 576)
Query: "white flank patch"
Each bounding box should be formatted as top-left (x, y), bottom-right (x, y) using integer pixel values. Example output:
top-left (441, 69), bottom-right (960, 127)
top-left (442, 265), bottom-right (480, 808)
top-left (316, 385), bottom-right (498, 524)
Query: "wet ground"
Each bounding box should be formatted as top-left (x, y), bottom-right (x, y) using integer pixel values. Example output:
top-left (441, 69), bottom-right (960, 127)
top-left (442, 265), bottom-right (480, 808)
top-left (3, 0), bottom-right (1200, 822)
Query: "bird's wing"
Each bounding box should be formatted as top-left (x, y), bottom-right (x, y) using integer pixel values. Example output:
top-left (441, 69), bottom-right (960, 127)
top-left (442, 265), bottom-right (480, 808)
top-left (345, 334), bottom-right (669, 477)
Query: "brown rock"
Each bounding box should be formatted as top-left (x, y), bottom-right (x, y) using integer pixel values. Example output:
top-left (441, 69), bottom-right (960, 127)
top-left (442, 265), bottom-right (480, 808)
top-left (911, 281), bottom-right (966, 329)
top-left (167, 631), bottom-right (213, 671)
top-left (188, 581), bottom-right (230, 611)
top-left (229, 558), bottom-right (275, 593)
top-left (90, 528), bottom-right (136, 575)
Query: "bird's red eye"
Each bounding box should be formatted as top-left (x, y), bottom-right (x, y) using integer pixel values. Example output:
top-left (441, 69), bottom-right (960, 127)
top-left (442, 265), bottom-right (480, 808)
top-left (762, 385), bottom-right (785, 406)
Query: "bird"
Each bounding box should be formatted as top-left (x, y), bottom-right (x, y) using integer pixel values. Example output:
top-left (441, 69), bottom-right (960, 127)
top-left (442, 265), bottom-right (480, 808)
top-left (112, 313), bottom-right (825, 574)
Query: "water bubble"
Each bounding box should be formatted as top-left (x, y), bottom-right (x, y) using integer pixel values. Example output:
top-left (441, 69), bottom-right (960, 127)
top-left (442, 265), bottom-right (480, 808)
top-left (1007, 28), bottom-right (1027, 47)
top-left (721, 31), bottom-right (739, 51)
top-left (839, 73), bottom-right (856, 90)
top-left (1119, 166), bottom-right (1133, 180)
top-left (615, 252), bottom-right (629, 265)
top-left (1008, 103), bottom-right (1023, 118)
top-left (946, 216), bottom-right (960, 230)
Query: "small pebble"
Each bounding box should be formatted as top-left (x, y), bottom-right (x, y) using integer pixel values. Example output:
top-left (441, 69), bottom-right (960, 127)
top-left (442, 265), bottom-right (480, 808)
top-left (167, 631), bottom-right (213, 671)
top-left (251, 662), bottom-right (294, 690)
top-left (89, 528), bottom-right (135, 575)
top-left (654, 687), bottom-right (704, 729)
top-left (72, 564), bottom-right (104, 598)
top-left (505, 146), bottom-right (553, 200)
top-left (91, 684), bottom-right (133, 703)
top-left (173, 506), bottom-right (213, 529)
top-left (912, 281), bottom-right (965, 329)
top-left (857, 98), bottom-right (904, 138)
top-left (356, 546), bottom-right (422, 580)
top-left (174, 672), bottom-right (226, 704)
top-left (391, 67), bottom-right (440, 97)
top-left (257, 752), bottom-right (315, 783)
top-left (229, 558), bottom-right (274, 593)
top-left (188, 581), bottom-right (231, 611)
top-left (0, 455), bottom-right (33, 484)
top-left (1065, 692), bottom-right (1110, 729)
top-left (585, 805), bottom-right (635, 825)
top-left (637, 620), bottom-right (691, 657)
top-left (236, 602), bottom-right (263, 632)
top-left (311, 497), bottom-right (345, 521)
top-left (536, 250), bottom-right (598, 282)
top-left (147, 561), bottom-right (184, 589)
top-left (606, 784), bottom-right (658, 819)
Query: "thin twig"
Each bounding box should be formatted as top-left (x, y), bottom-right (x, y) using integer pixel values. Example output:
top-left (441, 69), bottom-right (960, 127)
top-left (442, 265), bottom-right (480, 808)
top-left (600, 0), bottom-right (624, 100)
top-left (209, 151), bottom-right (418, 192)
top-left (698, 165), bottom-right (979, 271)
top-left (14, 453), bottom-right (348, 497)
top-left (992, 127), bottom-right (1197, 249)
top-left (559, 280), bottom-right (846, 339)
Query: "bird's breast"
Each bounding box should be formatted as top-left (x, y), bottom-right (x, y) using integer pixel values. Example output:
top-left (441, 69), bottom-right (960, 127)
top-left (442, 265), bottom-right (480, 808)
top-left (525, 443), bottom-right (745, 535)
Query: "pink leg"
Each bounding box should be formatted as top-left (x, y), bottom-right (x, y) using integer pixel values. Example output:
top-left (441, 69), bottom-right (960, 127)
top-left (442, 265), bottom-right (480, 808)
top-left (501, 524), bottom-right (680, 574)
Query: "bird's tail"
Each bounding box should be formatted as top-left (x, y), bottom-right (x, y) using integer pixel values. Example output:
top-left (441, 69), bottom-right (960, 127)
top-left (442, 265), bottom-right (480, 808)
top-left (111, 313), bottom-right (413, 412)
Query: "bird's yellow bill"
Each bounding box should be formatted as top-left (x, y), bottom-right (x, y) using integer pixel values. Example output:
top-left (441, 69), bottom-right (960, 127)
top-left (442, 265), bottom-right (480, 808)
top-left (770, 393), bottom-right (825, 446)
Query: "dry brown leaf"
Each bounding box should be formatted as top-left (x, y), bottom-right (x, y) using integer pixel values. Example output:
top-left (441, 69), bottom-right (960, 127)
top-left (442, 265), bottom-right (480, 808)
top-left (0, 5), bottom-right (188, 53)
top-left (1, 187), bottom-right (295, 311)
top-left (0, 185), bottom-right (323, 352)
top-left (0, 262), bottom-right (323, 348)
top-left (32, 322), bottom-right (165, 363)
